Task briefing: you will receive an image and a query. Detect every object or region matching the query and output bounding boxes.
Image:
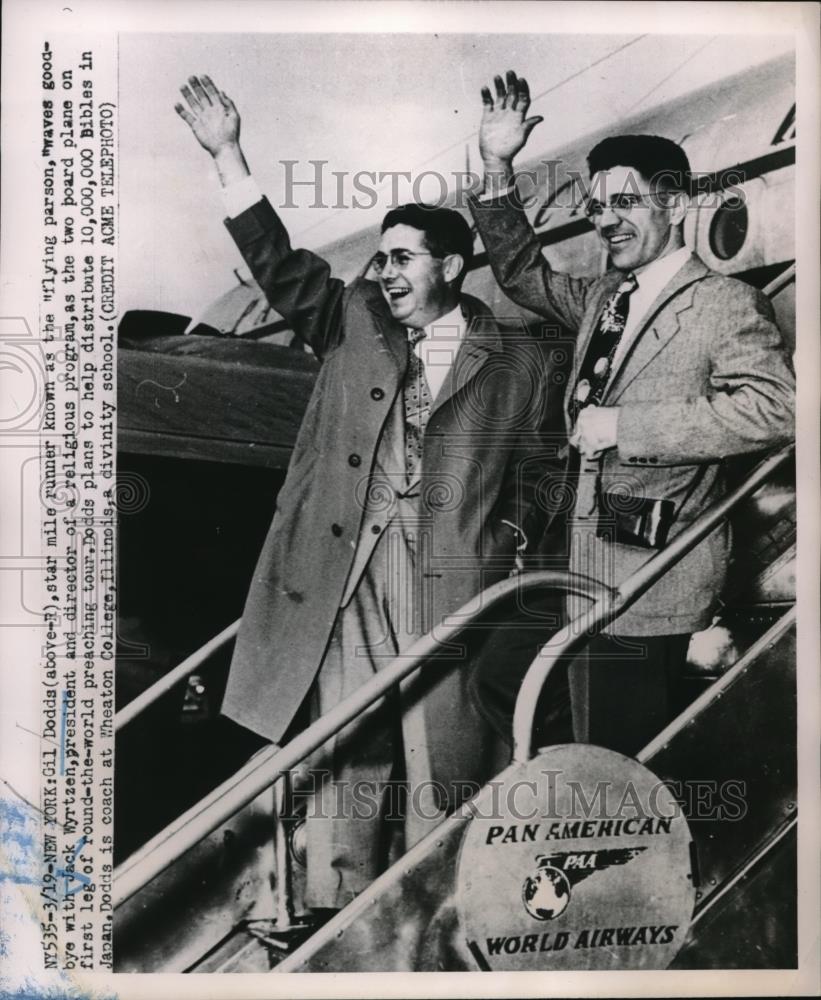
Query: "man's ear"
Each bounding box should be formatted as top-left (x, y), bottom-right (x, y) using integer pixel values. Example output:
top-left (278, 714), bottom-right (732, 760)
top-left (443, 253), bottom-right (465, 286)
top-left (668, 191), bottom-right (689, 227)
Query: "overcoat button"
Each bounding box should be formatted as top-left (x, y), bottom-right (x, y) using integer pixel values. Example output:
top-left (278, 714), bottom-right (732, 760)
top-left (348, 453), bottom-right (361, 467)
top-left (371, 525), bottom-right (381, 534)
top-left (370, 387), bottom-right (385, 401)
top-left (331, 523), bottom-right (343, 536)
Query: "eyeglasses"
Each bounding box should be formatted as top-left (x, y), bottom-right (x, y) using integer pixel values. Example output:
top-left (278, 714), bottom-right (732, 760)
top-left (583, 192), bottom-right (667, 219)
top-left (369, 250), bottom-right (440, 274)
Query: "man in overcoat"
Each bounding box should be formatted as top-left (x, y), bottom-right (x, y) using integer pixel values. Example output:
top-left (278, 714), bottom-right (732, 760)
top-left (468, 72), bottom-right (795, 756)
top-left (176, 76), bottom-right (561, 908)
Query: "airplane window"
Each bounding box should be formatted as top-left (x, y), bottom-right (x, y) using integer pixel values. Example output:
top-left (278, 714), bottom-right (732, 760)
top-left (709, 196), bottom-right (748, 260)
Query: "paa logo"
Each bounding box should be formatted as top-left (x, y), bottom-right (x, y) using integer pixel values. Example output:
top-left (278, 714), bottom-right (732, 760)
top-left (522, 848), bottom-right (647, 921)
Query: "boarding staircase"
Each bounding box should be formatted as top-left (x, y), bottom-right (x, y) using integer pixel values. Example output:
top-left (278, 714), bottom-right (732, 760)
top-left (113, 442), bottom-right (797, 972)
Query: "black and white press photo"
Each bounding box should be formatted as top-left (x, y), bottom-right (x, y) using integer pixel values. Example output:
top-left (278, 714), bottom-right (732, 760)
top-left (1, 2), bottom-right (818, 997)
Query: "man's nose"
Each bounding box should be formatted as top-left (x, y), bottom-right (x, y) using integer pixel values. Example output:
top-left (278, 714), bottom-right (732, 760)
top-left (380, 255), bottom-right (399, 279)
top-left (598, 203), bottom-right (621, 228)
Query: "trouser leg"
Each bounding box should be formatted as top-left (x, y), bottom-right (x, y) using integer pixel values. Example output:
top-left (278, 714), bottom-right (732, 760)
top-left (466, 592), bottom-right (572, 750)
top-left (302, 595), bottom-right (398, 910)
top-left (398, 670), bottom-right (448, 847)
top-left (569, 632), bottom-right (690, 757)
top-left (301, 507), bottom-right (493, 904)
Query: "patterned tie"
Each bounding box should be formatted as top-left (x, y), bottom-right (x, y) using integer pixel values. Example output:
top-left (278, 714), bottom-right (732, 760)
top-left (570, 272), bottom-right (638, 424)
top-left (403, 327), bottom-right (432, 478)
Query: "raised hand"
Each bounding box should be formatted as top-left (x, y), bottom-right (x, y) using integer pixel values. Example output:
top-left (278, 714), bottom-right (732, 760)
top-left (479, 70), bottom-right (543, 171)
top-left (175, 75), bottom-right (241, 158)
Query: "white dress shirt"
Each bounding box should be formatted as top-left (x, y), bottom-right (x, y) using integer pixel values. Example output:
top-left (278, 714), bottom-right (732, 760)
top-left (221, 174), bottom-right (265, 218)
top-left (607, 246), bottom-right (692, 387)
top-left (414, 304), bottom-right (466, 402)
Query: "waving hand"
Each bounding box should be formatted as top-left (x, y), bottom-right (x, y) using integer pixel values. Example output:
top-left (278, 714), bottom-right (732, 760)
top-left (175, 74), bottom-right (249, 185)
top-left (479, 70), bottom-right (543, 170)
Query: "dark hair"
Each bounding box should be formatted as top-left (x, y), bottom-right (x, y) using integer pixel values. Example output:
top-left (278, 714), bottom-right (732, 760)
top-left (380, 203), bottom-right (474, 286)
top-left (587, 135), bottom-right (691, 193)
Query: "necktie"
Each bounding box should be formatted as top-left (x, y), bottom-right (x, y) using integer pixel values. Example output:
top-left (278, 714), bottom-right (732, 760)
top-left (570, 272), bottom-right (637, 424)
top-left (403, 327), bottom-right (432, 478)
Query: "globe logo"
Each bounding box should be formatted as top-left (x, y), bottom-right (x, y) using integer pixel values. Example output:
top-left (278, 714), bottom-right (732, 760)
top-left (522, 860), bottom-right (571, 921)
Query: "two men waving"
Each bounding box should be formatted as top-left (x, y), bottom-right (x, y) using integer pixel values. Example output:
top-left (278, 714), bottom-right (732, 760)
top-left (175, 70), bottom-right (793, 911)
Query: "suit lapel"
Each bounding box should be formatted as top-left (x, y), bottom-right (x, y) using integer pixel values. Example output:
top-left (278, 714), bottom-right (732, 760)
top-left (359, 278), bottom-right (410, 375)
top-left (429, 297), bottom-right (501, 417)
top-left (605, 255), bottom-right (710, 403)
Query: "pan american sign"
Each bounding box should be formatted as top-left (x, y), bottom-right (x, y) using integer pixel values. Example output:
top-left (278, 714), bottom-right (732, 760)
top-left (458, 746), bottom-right (696, 970)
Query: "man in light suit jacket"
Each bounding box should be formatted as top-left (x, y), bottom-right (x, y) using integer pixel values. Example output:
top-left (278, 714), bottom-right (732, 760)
top-left (468, 72), bottom-right (795, 756)
top-left (176, 76), bottom-right (560, 910)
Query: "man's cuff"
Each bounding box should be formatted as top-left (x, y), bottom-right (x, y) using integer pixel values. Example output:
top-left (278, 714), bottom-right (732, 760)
top-left (221, 175), bottom-right (264, 218)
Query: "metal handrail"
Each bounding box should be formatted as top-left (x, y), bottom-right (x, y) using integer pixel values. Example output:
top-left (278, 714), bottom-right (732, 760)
top-left (115, 619), bottom-right (240, 730)
top-left (113, 570), bottom-right (612, 908)
top-left (511, 443), bottom-right (794, 761)
top-left (762, 261), bottom-right (795, 299)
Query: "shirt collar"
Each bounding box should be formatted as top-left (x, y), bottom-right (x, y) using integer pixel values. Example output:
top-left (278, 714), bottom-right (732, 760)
top-left (412, 302), bottom-right (466, 341)
top-left (632, 246), bottom-right (692, 296)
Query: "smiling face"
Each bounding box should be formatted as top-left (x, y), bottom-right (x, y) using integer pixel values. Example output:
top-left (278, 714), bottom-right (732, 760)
top-left (376, 224), bottom-right (461, 329)
top-left (589, 165), bottom-right (686, 272)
